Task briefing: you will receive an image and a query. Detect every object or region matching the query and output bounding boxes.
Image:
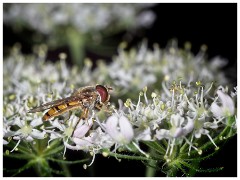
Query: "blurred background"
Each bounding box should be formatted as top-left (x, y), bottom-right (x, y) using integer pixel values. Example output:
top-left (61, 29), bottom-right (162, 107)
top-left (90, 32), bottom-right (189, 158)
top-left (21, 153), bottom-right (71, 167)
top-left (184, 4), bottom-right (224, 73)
top-left (3, 3), bottom-right (237, 85)
top-left (3, 3), bottom-right (237, 177)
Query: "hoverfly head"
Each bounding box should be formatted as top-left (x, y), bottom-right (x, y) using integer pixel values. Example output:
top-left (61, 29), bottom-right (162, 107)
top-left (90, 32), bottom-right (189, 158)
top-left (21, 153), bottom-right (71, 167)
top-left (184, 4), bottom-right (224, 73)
top-left (96, 85), bottom-right (112, 103)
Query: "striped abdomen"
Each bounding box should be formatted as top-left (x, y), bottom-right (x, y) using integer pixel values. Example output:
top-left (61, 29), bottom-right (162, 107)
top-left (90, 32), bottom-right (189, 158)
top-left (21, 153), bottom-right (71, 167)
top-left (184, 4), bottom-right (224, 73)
top-left (43, 101), bottom-right (80, 121)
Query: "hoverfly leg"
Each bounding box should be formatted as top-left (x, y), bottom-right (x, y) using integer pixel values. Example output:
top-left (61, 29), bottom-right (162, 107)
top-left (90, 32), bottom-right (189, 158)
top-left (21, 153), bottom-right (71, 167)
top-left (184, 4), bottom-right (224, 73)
top-left (96, 102), bottom-right (112, 114)
top-left (95, 103), bottom-right (102, 110)
top-left (80, 108), bottom-right (89, 125)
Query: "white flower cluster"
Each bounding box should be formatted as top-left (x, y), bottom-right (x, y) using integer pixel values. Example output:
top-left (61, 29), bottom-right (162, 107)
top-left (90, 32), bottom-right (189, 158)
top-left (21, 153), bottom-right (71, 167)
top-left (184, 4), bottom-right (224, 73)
top-left (3, 3), bottom-right (155, 34)
top-left (3, 42), bottom-right (236, 168)
top-left (124, 82), bottom-right (236, 158)
top-left (93, 41), bottom-right (229, 96)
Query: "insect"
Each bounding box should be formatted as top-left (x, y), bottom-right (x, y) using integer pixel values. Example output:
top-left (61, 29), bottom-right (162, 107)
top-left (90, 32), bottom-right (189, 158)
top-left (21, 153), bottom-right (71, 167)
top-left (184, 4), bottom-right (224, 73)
top-left (28, 85), bottom-right (112, 121)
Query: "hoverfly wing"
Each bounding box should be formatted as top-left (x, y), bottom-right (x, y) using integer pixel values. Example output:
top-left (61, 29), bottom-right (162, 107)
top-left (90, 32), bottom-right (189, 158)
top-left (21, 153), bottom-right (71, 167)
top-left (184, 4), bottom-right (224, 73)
top-left (28, 96), bottom-right (80, 113)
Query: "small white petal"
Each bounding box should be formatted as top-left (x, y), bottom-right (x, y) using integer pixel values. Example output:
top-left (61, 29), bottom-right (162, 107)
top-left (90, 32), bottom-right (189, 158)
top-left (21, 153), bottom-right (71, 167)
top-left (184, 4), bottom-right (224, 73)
top-left (170, 114), bottom-right (184, 127)
top-left (73, 124), bottom-right (92, 138)
top-left (30, 117), bottom-right (43, 127)
top-left (105, 115), bottom-right (121, 140)
top-left (119, 116), bottom-right (134, 142)
top-left (31, 129), bottom-right (46, 139)
top-left (217, 90), bottom-right (235, 116)
top-left (183, 117), bottom-right (194, 135)
top-left (3, 139), bottom-right (9, 145)
top-left (68, 115), bottom-right (81, 127)
top-left (155, 129), bottom-right (170, 140)
top-left (12, 117), bottom-right (23, 127)
top-left (204, 122), bottom-right (218, 129)
top-left (25, 136), bottom-right (34, 141)
top-left (194, 131), bottom-right (202, 138)
top-left (51, 119), bottom-right (65, 131)
top-left (64, 141), bottom-right (82, 150)
top-left (73, 137), bottom-right (92, 146)
top-left (210, 103), bottom-right (223, 118)
top-left (135, 127), bottom-right (151, 141)
top-left (172, 127), bottom-right (183, 138)
top-left (49, 131), bottom-right (62, 140)
top-left (105, 115), bottom-right (134, 144)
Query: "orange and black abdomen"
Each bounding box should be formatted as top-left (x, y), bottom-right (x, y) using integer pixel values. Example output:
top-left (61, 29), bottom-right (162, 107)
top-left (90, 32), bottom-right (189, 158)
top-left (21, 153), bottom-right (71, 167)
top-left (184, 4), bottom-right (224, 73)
top-left (43, 101), bottom-right (80, 121)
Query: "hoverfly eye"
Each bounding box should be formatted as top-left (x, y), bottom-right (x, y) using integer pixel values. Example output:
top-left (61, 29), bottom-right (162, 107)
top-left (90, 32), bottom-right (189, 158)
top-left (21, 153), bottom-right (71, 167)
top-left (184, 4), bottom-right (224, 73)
top-left (96, 85), bottom-right (108, 102)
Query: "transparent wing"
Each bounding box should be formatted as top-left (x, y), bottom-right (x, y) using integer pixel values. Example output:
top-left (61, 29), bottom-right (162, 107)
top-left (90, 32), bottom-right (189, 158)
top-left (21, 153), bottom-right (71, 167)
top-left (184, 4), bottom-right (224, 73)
top-left (28, 96), bottom-right (81, 113)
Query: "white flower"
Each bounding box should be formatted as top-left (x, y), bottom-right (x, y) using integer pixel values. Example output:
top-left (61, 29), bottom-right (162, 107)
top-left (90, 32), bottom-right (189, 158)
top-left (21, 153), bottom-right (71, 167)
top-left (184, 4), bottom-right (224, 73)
top-left (7, 117), bottom-right (46, 152)
top-left (66, 127), bottom-right (113, 151)
top-left (155, 114), bottom-right (193, 140)
top-left (12, 117), bottom-right (45, 141)
top-left (3, 117), bottom-right (15, 144)
top-left (105, 115), bottom-right (134, 145)
top-left (49, 114), bottom-right (81, 138)
top-left (210, 89), bottom-right (235, 118)
top-left (134, 127), bottom-right (152, 141)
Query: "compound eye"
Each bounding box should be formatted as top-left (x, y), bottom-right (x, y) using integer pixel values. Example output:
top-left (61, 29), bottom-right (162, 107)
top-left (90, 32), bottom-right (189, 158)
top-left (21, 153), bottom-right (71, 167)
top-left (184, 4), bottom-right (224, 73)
top-left (96, 85), bottom-right (108, 102)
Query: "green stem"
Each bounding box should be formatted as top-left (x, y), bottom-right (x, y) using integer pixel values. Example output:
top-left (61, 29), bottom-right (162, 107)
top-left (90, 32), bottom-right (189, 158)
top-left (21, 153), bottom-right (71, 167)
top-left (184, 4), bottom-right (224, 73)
top-left (186, 160), bottom-right (199, 176)
top-left (145, 159), bottom-right (157, 177)
top-left (66, 27), bottom-right (86, 67)
top-left (145, 147), bottom-right (158, 177)
top-left (105, 151), bottom-right (151, 161)
top-left (33, 158), bottom-right (52, 177)
top-left (59, 163), bottom-right (71, 177)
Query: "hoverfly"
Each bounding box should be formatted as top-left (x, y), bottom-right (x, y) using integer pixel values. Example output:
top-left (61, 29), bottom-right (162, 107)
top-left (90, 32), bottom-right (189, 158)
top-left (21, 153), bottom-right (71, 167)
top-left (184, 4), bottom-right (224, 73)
top-left (28, 85), bottom-right (112, 121)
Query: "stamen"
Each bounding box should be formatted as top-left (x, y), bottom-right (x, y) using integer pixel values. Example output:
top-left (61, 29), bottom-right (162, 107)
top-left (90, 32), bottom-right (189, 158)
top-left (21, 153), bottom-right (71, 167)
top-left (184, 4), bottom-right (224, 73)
top-left (143, 86), bottom-right (149, 105)
top-left (132, 142), bottom-right (149, 157)
top-left (179, 81), bottom-right (182, 89)
top-left (136, 92), bottom-right (142, 110)
top-left (206, 134), bottom-right (218, 149)
top-left (183, 137), bottom-right (200, 154)
top-left (200, 86), bottom-right (204, 107)
top-left (87, 151), bottom-right (96, 167)
top-left (162, 81), bottom-right (171, 97)
top-left (94, 117), bottom-right (106, 131)
top-left (63, 137), bottom-right (70, 157)
top-left (170, 138), bottom-right (175, 155)
top-left (171, 89), bottom-right (175, 108)
top-left (165, 139), bottom-right (170, 156)
top-left (112, 144), bottom-right (121, 161)
top-left (10, 139), bottom-right (21, 152)
top-left (195, 92), bottom-right (199, 107)
top-left (215, 117), bottom-right (224, 124)
top-left (184, 94), bottom-right (196, 111)
top-left (204, 82), bottom-right (214, 96)
top-left (188, 134), bottom-right (194, 156)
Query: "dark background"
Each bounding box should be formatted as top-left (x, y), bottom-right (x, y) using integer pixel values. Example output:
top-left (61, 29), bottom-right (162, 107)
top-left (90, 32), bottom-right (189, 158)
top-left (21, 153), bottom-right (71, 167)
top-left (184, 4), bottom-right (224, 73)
top-left (3, 3), bottom-right (237, 177)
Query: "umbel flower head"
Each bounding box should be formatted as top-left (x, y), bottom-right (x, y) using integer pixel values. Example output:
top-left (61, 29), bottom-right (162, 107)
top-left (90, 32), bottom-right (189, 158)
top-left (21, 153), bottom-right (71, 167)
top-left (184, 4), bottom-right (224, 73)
top-left (93, 40), bottom-right (229, 100)
top-left (3, 42), bottom-right (236, 177)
